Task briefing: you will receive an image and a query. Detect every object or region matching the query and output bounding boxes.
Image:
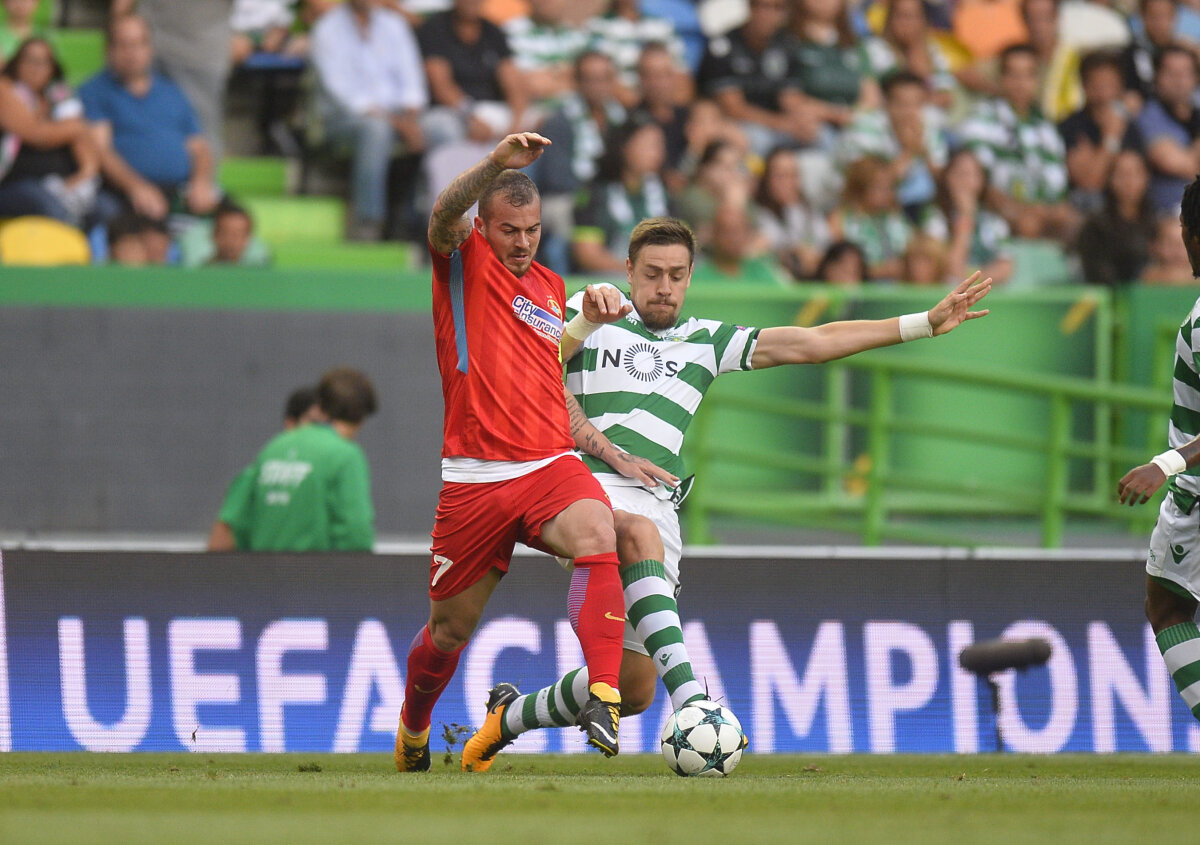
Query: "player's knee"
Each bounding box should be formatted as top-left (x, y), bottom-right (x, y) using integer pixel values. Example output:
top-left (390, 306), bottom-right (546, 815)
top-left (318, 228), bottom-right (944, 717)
top-left (615, 513), bottom-right (662, 566)
top-left (619, 676), bottom-right (656, 716)
top-left (1145, 582), bottom-right (1196, 633)
top-left (571, 518), bottom-right (617, 558)
top-left (427, 617), bottom-right (471, 653)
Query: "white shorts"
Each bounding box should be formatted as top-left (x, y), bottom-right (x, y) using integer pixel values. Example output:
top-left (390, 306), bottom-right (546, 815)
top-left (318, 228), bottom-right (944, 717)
top-left (558, 480), bottom-right (684, 655)
top-left (1147, 491), bottom-right (1200, 601)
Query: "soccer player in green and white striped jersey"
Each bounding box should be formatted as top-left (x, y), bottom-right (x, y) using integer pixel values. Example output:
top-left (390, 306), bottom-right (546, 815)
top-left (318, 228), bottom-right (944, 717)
top-left (1118, 176), bottom-right (1200, 725)
top-left (461, 217), bottom-right (992, 771)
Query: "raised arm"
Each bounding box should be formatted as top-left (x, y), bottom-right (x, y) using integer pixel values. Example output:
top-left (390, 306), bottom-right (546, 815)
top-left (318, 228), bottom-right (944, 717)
top-left (428, 131), bottom-right (551, 255)
top-left (565, 386), bottom-right (678, 489)
top-left (751, 271), bottom-right (992, 368)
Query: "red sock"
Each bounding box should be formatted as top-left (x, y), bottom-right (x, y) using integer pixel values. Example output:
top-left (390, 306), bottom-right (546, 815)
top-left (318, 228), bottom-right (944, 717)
top-left (402, 624), bottom-right (464, 732)
top-left (568, 552), bottom-right (624, 690)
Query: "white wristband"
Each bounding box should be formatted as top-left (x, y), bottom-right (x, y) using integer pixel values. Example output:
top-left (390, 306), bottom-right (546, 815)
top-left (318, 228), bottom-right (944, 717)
top-left (1151, 449), bottom-right (1187, 477)
top-left (563, 313), bottom-right (603, 342)
top-left (898, 311), bottom-right (933, 342)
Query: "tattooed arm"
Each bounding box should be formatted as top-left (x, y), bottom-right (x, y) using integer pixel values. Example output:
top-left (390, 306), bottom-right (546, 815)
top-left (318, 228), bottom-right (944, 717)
top-left (427, 132), bottom-right (552, 255)
top-left (564, 386), bottom-right (679, 489)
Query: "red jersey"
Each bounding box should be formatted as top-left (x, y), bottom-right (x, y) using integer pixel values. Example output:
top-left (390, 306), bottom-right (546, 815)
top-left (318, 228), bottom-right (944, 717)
top-left (430, 229), bottom-right (573, 461)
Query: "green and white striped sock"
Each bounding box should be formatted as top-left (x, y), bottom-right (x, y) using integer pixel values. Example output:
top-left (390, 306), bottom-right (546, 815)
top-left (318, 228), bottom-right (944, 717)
top-left (1157, 621), bottom-right (1200, 721)
top-left (501, 668), bottom-right (591, 739)
top-left (623, 559), bottom-right (706, 710)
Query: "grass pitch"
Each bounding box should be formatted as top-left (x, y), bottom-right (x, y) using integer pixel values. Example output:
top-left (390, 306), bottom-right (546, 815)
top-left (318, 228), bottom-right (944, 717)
top-left (0, 751), bottom-right (1196, 845)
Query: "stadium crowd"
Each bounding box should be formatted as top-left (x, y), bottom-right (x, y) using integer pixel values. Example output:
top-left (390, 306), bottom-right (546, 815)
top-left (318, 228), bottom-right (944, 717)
top-left (3, 0), bottom-right (1200, 284)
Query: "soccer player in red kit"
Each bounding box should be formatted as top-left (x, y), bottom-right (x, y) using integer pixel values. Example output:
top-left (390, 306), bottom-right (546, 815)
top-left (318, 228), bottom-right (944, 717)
top-left (395, 132), bottom-right (629, 771)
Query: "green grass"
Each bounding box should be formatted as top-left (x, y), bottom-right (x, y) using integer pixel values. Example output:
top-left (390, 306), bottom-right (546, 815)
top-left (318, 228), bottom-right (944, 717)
top-left (0, 752), bottom-right (1196, 844)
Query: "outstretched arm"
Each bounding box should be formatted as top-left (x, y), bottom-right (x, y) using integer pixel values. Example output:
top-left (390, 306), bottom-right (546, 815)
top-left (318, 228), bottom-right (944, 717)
top-left (565, 387), bottom-right (678, 489)
top-left (1118, 433), bottom-right (1200, 505)
top-left (751, 271), bottom-right (992, 369)
top-left (428, 131), bottom-right (552, 255)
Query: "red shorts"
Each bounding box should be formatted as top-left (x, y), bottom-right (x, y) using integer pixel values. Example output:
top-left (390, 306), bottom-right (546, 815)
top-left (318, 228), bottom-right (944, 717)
top-left (427, 455), bottom-right (611, 600)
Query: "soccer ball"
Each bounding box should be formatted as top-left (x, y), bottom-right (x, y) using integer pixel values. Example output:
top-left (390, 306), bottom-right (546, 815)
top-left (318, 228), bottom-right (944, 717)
top-left (660, 700), bottom-right (745, 777)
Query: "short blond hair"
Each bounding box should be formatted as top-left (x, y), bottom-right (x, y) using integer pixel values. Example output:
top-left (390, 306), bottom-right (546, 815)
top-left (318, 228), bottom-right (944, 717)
top-left (628, 217), bottom-right (696, 266)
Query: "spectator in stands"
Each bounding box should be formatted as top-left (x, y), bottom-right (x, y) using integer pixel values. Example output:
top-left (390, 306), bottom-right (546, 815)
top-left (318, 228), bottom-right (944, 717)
top-left (311, 0), bottom-right (427, 241)
top-left (208, 201), bottom-right (262, 265)
top-left (920, 147), bottom-right (1014, 285)
top-left (751, 145), bottom-right (831, 280)
top-left (532, 50), bottom-right (625, 272)
top-left (105, 210), bottom-right (150, 264)
top-left (673, 98), bottom-right (751, 195)
top-left (207, 366), bottom-right (378, 552)
top-left (140, 212), bottom-right (171, 263)
top-left (1020, 0), bottom-right (1079, 123)
top-left (572, 115), bottom-right (670, 274)
top-left (1135, 43), bottom-right (1200, 214)
top-left (862, 0), bottom-right (958, 111)
top-left (284, 384), bottom-right (324, 430)
top-left (957, 44), bottom-right (1075, 241)
top-left (0, 0), bottom-right (45, 60)
top-left (838, 69), bottom-right (947, 216)
top-left (103, 210), bottom-right (175, 264)
top-left (587, 0), bottom-right (688, 107)
top-left (691, 201), bottom-right (788, 284)
top-left (417, 0), bottom-right (529, 144)
top-left (900, 233), bottom-right (949, 284)
top-left (815, 239), bottom-right (869, 284)
top-left (0, 37), bottom-right (100, 226)
top-left (1060, 50), bottom-right (1144, 215)
top-left (952, 0), bottom-right (1026, 70)
top-left (1076, 149), bottom-right (1158, 285)
top-left (788, 0), bottom-right (882, 137)
top-left (178, 198), bottom-right (271, 266)
top-left (676, 138), bottom-right (758, 249)
top-left (1121, 0), bottom-right (1182, 111)
top-left (230, 0), bottom-right (311, 65)
top-left (1141, 214), bottom-right (1196, 283)
top-left (697, 0), bottom-right (819, 156)
top-left (831, 156), bottom-right (912, 281)
top-left (629, 42), bottom-right (689, 190)
top-left (81, 15), bottom-right (220, 224)
top-left (112, 0), bottom-right (233, 162)
top-left (504, 0), bottom-right (589, 111)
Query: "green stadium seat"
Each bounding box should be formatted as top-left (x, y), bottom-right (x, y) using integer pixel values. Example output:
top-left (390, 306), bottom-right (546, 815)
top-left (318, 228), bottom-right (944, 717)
top-left (242, 195), bottom-right (345, 246)
top-left (54, 28), bottom-right (105, 87)
top-left (1007, 238), bottom-right (1078, 288)
top-left (271, 241), bottom-right (413, 270)
top-left (0, 0), bottom-right (56, 28)
top-left (219, 156), bottom-right (291, 198)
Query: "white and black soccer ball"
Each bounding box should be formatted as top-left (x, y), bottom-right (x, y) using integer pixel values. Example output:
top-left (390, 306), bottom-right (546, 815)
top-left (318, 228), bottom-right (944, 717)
top-left (660, 700), bottom-right (745, 777)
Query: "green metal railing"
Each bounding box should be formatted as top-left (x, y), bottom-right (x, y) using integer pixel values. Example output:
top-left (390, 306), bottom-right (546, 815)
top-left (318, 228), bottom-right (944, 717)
top-left (684, 354), bottom-right (1172, 548)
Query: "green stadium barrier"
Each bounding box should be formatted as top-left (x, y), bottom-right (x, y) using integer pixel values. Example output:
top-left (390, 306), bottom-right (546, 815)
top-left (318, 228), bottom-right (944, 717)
top-left (853, 286), bottom-right (1108, 492)
top-left (678, 284), bottom-right (1122, 547)
top-left (3, 265), bottom-right (1197, 546)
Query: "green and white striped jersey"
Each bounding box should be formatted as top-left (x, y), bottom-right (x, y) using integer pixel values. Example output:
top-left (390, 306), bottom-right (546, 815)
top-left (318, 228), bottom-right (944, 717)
top-left (1169, 296), bottom-right (1200, 495)
top-left (564, 288), bottom-right (761, 488)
